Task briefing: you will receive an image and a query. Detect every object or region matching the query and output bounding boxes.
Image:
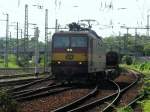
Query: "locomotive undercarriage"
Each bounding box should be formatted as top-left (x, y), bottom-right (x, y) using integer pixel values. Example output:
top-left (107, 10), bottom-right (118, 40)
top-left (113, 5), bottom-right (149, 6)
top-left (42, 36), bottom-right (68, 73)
top-left (53, 67), bottom-right (119, 83)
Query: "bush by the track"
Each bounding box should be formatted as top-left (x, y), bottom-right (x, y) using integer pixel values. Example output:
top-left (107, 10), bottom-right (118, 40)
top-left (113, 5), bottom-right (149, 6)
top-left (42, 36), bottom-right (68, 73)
top-left (0, 89), bottom-right (19, 112)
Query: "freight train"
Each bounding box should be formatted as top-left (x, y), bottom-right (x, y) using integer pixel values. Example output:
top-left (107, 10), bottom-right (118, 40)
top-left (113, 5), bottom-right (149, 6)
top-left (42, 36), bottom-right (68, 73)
top-left (51, 23), bottom-right (119, 82)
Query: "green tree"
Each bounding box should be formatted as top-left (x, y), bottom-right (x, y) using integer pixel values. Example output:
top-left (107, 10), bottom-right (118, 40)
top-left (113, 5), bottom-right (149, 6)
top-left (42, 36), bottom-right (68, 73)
top-left (144, 42), bottom-right (150, 56)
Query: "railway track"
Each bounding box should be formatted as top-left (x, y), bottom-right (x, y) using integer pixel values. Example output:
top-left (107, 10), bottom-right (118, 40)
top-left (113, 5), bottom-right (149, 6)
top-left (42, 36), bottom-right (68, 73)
top-left (0, 73), bottom-right (36, 79)
top-left (0, 77), bottom-right (42, 87)
top-left (8, 76), bottom-right (91, 102)
top-left (119, 94), bottom-right (144, 112)
top-left (7, 75), bottom-right (54, 92)
top-left (52, 70), bottom-right (139, 112)
top-left (52, 80), bottom-right (118, 112)
top-left (12, 83), bottom-right (94, 102)
top-left (52, 85), bottom-right (98, 112)
top-left (12, 83), bottom-right (58, 98)
top-left (113, 68), bottom-right (144, 111)
top-left (6, 76), bottom-right (56, 101)
top-left (14, 83), bottom-right (73, 102)
top-left (0, 67), bottom-right (51, 75)
top-left (20, 85), bottom-right (96, 112)
top-left (101, 70), bottom-right (139, 112)
top-left (0, 72), bottom-right (51, 88)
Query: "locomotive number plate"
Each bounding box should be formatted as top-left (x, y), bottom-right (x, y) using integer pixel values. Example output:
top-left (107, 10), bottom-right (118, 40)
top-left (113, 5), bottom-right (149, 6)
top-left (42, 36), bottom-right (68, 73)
top-left (65, 54), bottom-right (74, 60)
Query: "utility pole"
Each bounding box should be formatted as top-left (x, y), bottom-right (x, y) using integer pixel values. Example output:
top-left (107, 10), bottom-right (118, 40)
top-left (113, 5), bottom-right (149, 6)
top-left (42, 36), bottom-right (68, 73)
top-left (55, 19), bottom-right (58, 32)
top-left (34, 27), bottom-right (39, 77)
top-left (118, 31), bottom-right (121, 54)
top-left (24, 4), bottom-right (29, 67)
top-left (9, 32), bottom-right (11, 54)
top-left (16, 22), bottom-right (19, 64)
top-left (44, 9), bottom-right (48, 73)
top-left (126, 28), bottom-right (129, 53)
top-left (135, 28), bottom-right (137, 56)
top-left (20, 29), bottom-right (23, 55)
top-left (4, 14), bottom-right (9, 68)
top-left (123, 28), bottom-right (129, 55)
top-left (147, 14), bottom-right (150, 37)
top-left (20, 29), bottom-right (23, 40)
top-left (121, 26), bottom-right (150, 56)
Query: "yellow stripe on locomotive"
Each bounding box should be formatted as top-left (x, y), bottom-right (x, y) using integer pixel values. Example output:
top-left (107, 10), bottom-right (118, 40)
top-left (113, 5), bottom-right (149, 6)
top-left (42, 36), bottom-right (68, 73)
top-left (52, 53), bottom-right (87, 61)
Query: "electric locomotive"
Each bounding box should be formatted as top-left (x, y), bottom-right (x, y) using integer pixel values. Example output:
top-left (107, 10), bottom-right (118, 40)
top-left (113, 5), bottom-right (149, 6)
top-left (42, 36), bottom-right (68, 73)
top-left (51, 23), bottom-right (119, 81)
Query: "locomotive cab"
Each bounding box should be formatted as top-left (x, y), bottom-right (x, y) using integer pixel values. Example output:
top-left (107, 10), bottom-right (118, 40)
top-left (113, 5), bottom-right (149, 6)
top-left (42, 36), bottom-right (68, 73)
top-left (51, 32), bottom-right (89, 80)
top-left (51, 30), bottom-right (107, 81)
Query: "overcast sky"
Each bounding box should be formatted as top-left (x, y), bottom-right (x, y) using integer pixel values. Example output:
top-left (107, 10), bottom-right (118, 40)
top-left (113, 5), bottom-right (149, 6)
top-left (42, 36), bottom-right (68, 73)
top-left (0, 0), bottom-right (150, 41)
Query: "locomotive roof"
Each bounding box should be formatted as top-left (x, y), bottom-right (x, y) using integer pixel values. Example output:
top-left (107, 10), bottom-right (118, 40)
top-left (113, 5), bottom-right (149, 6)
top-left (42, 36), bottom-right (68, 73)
top-left (53, 30), bottom-right (102, 39)
top-left (54, 31), bottom-right (89, 35)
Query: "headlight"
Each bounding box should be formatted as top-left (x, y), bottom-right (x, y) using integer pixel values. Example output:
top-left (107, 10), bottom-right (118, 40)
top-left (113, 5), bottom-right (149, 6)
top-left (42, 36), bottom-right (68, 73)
top-left (57, 61), bottom-right (61, 64)
top-left (70, 48), bottom-right (73, 52)
top-left (79, 62), bottom-right (82, 65)
top-left (66, 48), bottom-right (73, 52)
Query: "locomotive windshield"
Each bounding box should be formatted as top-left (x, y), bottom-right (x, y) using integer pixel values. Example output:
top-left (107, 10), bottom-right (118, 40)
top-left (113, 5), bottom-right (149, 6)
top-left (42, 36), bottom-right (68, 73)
top-left (71, 37), bottom-right (87, 47)
top-left (53, 35), bottom-right (87, 48)
top-left (53, 36), bottom-right (70, 48)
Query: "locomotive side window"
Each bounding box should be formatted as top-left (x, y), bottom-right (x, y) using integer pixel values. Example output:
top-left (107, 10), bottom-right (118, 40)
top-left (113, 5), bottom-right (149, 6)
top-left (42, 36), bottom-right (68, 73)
top-left (71, 37), bottom-right (87, 47)
top-left (53, 36), bottom-right (69, 48)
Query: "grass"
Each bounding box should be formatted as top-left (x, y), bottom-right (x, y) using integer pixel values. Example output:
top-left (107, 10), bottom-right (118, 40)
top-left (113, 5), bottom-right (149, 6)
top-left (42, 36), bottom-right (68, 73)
top-left (116, 106), bottom-right (133, 112)
top-left (121, 62), bottom-right (150, 112)
top-left (0, 89), bottom-right (19, 112)
top-left (0, 54), bottom-right (46, 68)
top-left (0, 54), bottom-right (20, 68)
top-left (141, 100), bottom-right (150, 112)
top-left (120, 62), bottom-right (150, 78)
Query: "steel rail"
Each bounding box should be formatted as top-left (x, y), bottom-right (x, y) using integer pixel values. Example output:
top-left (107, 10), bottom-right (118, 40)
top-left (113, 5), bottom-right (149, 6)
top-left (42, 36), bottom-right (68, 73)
top-left (102, 80), bottom-right (121, 112)
top-left (55, 70), bottom-right (139, 112)
top-left (67, 80), bottom-right (119, 112)
top-left (102, 70), bottom-right (139, 112)
top-left (0, 72), bottom-right (51, 88)
top-left (13, 83), bottom-right (83, 101)
top-left (0, 77), bottom-right (42, 87)
top-left (11, 81), bottom-right (55, 95)
top-left (12, 83), bottom-right (62, 98)
top-left (16, 87), bottom-right (74, 102)
top-left (52, 85), bottom-right (98, 112)
top-left (126, 94), bottom-right (144, 108)
top-left (7, 75), bottom-right (53, 92)
top-left (0, 73), bottom-right (36, 79)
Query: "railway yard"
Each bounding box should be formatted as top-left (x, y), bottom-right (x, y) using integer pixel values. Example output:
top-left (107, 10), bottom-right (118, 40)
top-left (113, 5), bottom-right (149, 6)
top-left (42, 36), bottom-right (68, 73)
top-left (0, 67), bottom-right (144, 112)
top-left (1, 1), bottom-right (150, 112)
